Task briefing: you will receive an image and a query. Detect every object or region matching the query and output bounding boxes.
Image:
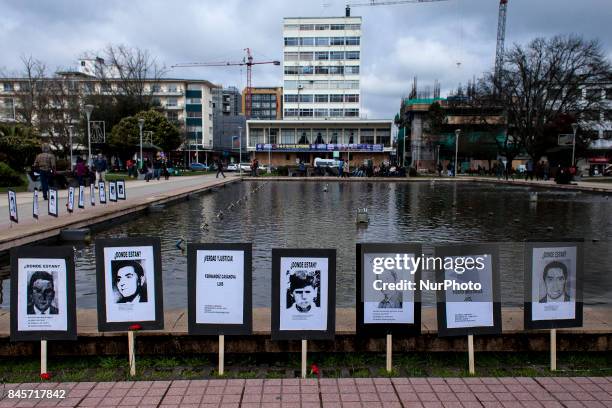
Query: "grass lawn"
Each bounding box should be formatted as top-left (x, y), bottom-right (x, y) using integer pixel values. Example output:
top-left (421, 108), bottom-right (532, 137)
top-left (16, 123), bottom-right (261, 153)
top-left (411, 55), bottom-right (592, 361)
top-left (0, 352), bottom-right (610, 382)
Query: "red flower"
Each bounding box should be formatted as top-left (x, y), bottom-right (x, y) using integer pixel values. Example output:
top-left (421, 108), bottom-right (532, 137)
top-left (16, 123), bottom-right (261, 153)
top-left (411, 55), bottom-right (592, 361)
top-left (40, 372), bottom-right (51, 380)
top-left (310, 363), bottom-right (320, 378)
top-left (128, 324), bottom-right (142, 331)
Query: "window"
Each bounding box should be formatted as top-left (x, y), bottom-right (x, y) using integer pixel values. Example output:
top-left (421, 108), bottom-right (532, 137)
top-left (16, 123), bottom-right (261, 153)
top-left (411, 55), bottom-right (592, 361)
top-left (330, 37), bottom-right (345, 46)
top-left (344, 129), bottom-right (357, 144)
top-left (101, 83), bottom-right (112, 93)
top-left (329, 130), bottom-right (340, 144)
top-left (167, 111), bottom-right (179, 121)
top-left (166, 97), bottom-right (178, 106)
top-left (284, 108), bottom-right (298, 117)
top-left (284, 37), bottom-right (299, 46)
top-left (330, 51), bottom-right (344, 60)
top-left (299, 66), bottom-right (314, 75)
top-left (361, 129), bottom-right (374, 143)
top-left (167, 85), bottom-right (178, 93)
top-left (315, 108), bottom-right (329, 117)
top-left (313, 129), bottom-right (326, 144)
top-left (346, 80), bottom-right (360, 89)
top-left (83, 82), bottom-right (95, 93)
top-left (3, 83), bottom-right (14, 91)
top-left (330, 108), bottom-right (343, 117)
top-left (315, 66), bottom-right (329, 75)
top-left (300, 37), bottom-right (315, 46)
top-left (315, 24), bottom-right (329, 30)
top-left (345, 66), bottom-right (360, 74)
top-left (330, 24), bottom-right (344, 30)
top-left (285, 94), bottom-right (298, 102)
top-left (268, 128), bottom-right (279, 144)
top-left (315, 37), bottom-right (329, 46)
top-left (315, 51), bottom-right (329, 60)
top-left (329, 66), bottom-right (343, 75)
top-left (299, 94), bottom-right (313, 103)
top-left (345, 94), bottom-right (359, 102)
top-left (187, 111), bottom-right (202, 118)
top-left (187, 126), bottom-right (202, 132)
top-left (376, 129), bottom-right (391, 146)
top-left (208, 114), bottom-right (213, 121)
top-left (284, 66), bottom-right (298, 75)
top-left (345, 108), bottom-right (359, 117)
top-left (250, 128), bottom-right (264, 145)
top-left (298, 129), bottom-right (311, 143)
top-left (315, 94), bottom-right (329, 103)
top-left (299, 108), bottom-right (313, 117)
top-left (299, 24), bottom-right (314, 30)
top-left (151, 84), bottom-right (161, 92)
top-left (281, 128), bottom-right (296, 144)
top-left (345, 37), bottom-right (360, 45)
top-left (330, 94), bottom-right (343, 103)
top-left (284, 24), bottom-right (299, 30)
top-left (285, 52), bottom-right (299, 61)
top-left (346, 51), bottom-right (360, 60)
top-left (345, 24), bottom-right (361, 30)
top-left (187, 98), bottom-right (201, 104)
top-left (299, 52), bottom-right (313, 61)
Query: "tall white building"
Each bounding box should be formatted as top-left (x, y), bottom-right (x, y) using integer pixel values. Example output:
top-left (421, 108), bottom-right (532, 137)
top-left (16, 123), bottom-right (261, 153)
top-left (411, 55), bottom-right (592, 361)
top-left (282, 16), bottom-right (362, 120)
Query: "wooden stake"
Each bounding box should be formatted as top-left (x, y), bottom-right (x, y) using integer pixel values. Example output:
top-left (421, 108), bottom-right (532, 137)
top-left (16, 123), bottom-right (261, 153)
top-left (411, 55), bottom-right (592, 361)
top-left (128, 331), bottom-right (136, 377)
top-left (386, 334), bottom-right (393, 372)
top-left (467, 334), bottom-right (475, 375)
top-left (301, 339), bottom-right (307, 379)
top-left (40, 340), bottom-right (47, 375)
top-left (550, 329), bottom-right (557, 371)
top-left (219, 335), bottom-right (225, 376)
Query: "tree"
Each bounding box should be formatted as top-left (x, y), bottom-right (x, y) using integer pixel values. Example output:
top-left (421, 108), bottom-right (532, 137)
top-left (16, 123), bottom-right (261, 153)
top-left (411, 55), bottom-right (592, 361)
top-left (485, 35), bottom-right (611, 162)
top-left (0, 123), bottom-right (41, 170)
top-left (109, 110), bottom-right (180, 159)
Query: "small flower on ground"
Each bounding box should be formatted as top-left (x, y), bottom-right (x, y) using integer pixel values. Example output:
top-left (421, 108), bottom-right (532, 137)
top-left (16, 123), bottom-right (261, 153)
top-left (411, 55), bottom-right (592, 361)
top-left (310, 363), bottom-right (320, 378)
top-left (40, 372), bottom-right (51, 380)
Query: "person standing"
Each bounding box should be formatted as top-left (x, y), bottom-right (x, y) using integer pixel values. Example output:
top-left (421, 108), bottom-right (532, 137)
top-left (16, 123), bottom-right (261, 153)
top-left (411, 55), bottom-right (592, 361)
top-left (216, 158), bottom-right (225, 178)
top-left (343, 160), bottom-right (349, 178)
top-left (75, 156), bottom-right (87, 186)
top-left (153, 154), bottom-right (162, 180)
top-left (93, 153), bottom-right (108, 185)
top-left (338, 159), bottom-right (344, 178)
top-left (33, 143), bottom-right (56, 200)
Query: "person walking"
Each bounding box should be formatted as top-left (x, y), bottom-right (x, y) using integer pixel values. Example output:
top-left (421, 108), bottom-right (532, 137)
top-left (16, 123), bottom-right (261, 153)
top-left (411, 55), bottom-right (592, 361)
top-left (216, 158), bottom-right (226, 178)
top-left (93, 153), bottom-right (108, 185)
top-left (338, 159), bottom-right (344, 178)
top-left (32, 143), bottom-right (56, 200)
top-left (153, 154), bottom-right (162, 180)
top-left (144, 159), bottom-right (153, 182)
top-left (343, 159), bottom-right (349, 178)
top-left (75, 156), bottom-right (87, 186)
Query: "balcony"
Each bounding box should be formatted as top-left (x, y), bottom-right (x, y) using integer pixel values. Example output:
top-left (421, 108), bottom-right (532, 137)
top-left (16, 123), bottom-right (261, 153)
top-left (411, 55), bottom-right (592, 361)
top-left (163, 103), bottom-right (184, 110)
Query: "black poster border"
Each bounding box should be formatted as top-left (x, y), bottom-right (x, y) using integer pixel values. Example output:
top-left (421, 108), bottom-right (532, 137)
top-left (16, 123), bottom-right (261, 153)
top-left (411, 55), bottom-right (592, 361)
top-left (109, 181), bottom-right (117, 202)
top-left (48, 188), bottom-right (58, 217)
top-left (187, 243), bottom-right (253, 336)
top-left (78, 185), bottom-right (85, 209)
top-left (98, 182), bottom-right (107, 204)
top-left (356, 243), bottom-right (422, 336)
top-left (95, 237), bottom-right (164, 331)
top-left (10, 246), bottom-right (77, 341)
top-left (117, 179), bottom-right (126, 200)
top-left (67, 187), bottom-right (75, 213)
top-left (271, 248), bottom-right (336, 341)
top-left (435, 243), bottom-right (502, 337)
top-left (524, 239), bottom-right (584, 330)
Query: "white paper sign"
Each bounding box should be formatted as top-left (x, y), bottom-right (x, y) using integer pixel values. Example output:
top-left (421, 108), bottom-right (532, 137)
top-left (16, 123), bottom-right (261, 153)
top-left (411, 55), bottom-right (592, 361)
top-left (279, 257), bottom-right (328, 331)
top-left (67, 187), bottom-right (75, 212)
top-left (17, 258), bottom-right (68, 331)
top-left (444, 255), bottom-right (494, 329)
top-left (109, 182), bottom-right (117, 202)
top-left (8, 190), bottom-right (18, 222)
top-left (78, 186), bottom-right (85, 209)
top-left (195, 250), bottom-right (244, 325)
top-left (103, 246), bottom-right (156, 322)
top-left (117, 180), bottom-right (126, 200)
top-left (98, 182), bottom-right (106, 203)
top-left (90, 184), bottom-right (96, 206)
top-left (48, 189), bottom-right (58, 216)
top-left (33, 189), bottom-right (39, 219)
top-left (531, 246), bottom-right (576, 321)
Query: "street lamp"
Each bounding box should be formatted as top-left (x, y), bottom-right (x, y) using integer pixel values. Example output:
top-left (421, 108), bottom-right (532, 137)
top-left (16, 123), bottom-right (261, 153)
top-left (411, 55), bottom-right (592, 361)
top-left (67, 125), bottom-right (74, 170)
top-left (138, 118), bottom-right (145, 170)
top-left (571, 123), bottom-right (579, 167)
top-left (84, 104), bottom-right (94, 165)
top-left (238, 126), bottom-right (243, 177)
top-left (454, 129), bottom-right (461, 177)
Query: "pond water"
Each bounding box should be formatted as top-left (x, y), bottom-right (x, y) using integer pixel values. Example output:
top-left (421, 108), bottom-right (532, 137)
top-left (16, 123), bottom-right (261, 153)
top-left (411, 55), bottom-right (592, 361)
top-left (1, 180), bottom-right (611, 309)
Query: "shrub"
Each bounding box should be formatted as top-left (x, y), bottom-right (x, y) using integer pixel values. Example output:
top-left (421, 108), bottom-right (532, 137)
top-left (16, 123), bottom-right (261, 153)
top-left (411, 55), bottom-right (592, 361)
top-left (275, 166), bottom-right (289, 176)
top-left (0, 162), bottom-right (25, 187)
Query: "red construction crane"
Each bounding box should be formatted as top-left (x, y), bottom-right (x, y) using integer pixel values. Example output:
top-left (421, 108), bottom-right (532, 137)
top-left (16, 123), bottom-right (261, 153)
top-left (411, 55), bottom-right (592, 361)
top-left (171, 48), bottom-right (280, 118)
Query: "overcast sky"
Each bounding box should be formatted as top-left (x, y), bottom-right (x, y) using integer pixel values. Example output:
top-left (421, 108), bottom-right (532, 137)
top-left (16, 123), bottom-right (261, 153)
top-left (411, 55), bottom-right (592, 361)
top-left (1, 0), bottom-right (611, 119)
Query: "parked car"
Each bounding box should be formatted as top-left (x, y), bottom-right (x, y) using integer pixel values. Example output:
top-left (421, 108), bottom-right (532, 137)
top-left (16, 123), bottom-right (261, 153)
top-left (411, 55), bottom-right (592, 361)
top-left (226, 163), bottom-right (238, 172)
top-left (189, 163), bottom-right (209, 171)
top-left (240, 163), bottom-right (252, 172)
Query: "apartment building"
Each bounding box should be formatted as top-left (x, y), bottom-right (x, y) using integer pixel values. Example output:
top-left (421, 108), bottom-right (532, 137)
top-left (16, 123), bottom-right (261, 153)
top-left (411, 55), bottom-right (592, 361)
top-left (242, 87), bottom-right (283, 120)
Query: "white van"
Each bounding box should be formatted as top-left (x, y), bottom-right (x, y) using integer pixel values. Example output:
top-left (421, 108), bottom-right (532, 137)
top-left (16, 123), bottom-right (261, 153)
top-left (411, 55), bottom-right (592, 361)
top-left (314, 158), bottom-right (341, 168)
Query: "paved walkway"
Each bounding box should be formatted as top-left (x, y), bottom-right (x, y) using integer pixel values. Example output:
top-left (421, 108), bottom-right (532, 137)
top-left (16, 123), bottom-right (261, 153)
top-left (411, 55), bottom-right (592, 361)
top-left (1, 377), bottom-right (611, 407)
top-left (0, 174), bottom-right (239, 252)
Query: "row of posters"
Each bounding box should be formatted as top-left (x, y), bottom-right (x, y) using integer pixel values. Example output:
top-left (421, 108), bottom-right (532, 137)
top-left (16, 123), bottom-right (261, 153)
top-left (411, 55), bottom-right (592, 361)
top-left (6, 180), bottom-right (126, 222)
top-left (10, 240), bottom-right (583, 341)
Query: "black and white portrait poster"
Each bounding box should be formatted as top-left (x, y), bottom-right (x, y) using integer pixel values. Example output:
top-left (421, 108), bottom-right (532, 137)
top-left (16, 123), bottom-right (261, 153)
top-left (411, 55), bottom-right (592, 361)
top-left (272, 249), bottom-right (336, 340)
top-left (117, 180), bottom-right (126, 200)
top-left (188, 243), bottom-right (252, 335)
top-left (98, 182), bottom-right (106, 204)
top-left (357, 243), bottom-right (422, 335)
top-left (435, 244), bottom-right (501, 337)
top-left (524, 241), bottom-right (583, 329)
top-left (33, 188), bottom-right (39, 219)
top-left (48, 188), bottom-right (58, 217)
top-left (10, 246), bottom-right (77, 341)
top-left (95, 238), bottom-right (164, 331)
top-left (78, 185), bottom-right (85, 209)
top-left (109, 181), bottom-right (117, 202)
top-left (67, 187), bottom-right (75, 213)
top-left (8, 189), bottom-right (18, 223)
top-left (90, 184), bottom-right (96, 206)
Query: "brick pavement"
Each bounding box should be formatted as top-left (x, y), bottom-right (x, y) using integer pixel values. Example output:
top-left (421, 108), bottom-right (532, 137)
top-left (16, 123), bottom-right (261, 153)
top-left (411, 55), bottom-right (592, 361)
top-left (1, 377), bottom-right (612, 407)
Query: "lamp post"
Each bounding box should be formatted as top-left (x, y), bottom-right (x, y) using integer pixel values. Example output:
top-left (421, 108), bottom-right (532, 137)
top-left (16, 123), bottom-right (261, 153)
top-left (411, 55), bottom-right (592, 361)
top-left (138, 118), bottom-right (145, 170)
top-left (454, 129), bottom-right (461, 177)
top-left (67, 125), bottom-right (74, 170)
top-left (571, 123), bottom-right (579, 167)
top-left (84, 104), bottom-right (94, 165)
top-left (238, 126), bottom-right (243, 177)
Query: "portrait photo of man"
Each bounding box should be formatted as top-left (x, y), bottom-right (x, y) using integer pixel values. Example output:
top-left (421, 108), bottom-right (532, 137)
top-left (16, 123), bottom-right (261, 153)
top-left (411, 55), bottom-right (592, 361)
top-left (111, 259), bottom-right (148, 303)
top-left (27, 271), bottom-right (59, 315)
top-left (286, 270), bottom-right (320, 313)
top-left (377, 269), bottom-right (403, 309)
top-left (540, 261), bottom-right (571, 303)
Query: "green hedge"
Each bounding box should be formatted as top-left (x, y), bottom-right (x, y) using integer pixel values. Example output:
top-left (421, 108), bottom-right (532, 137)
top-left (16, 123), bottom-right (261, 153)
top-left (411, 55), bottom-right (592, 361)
top-left (0, 162), bottom-right (25, 187)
